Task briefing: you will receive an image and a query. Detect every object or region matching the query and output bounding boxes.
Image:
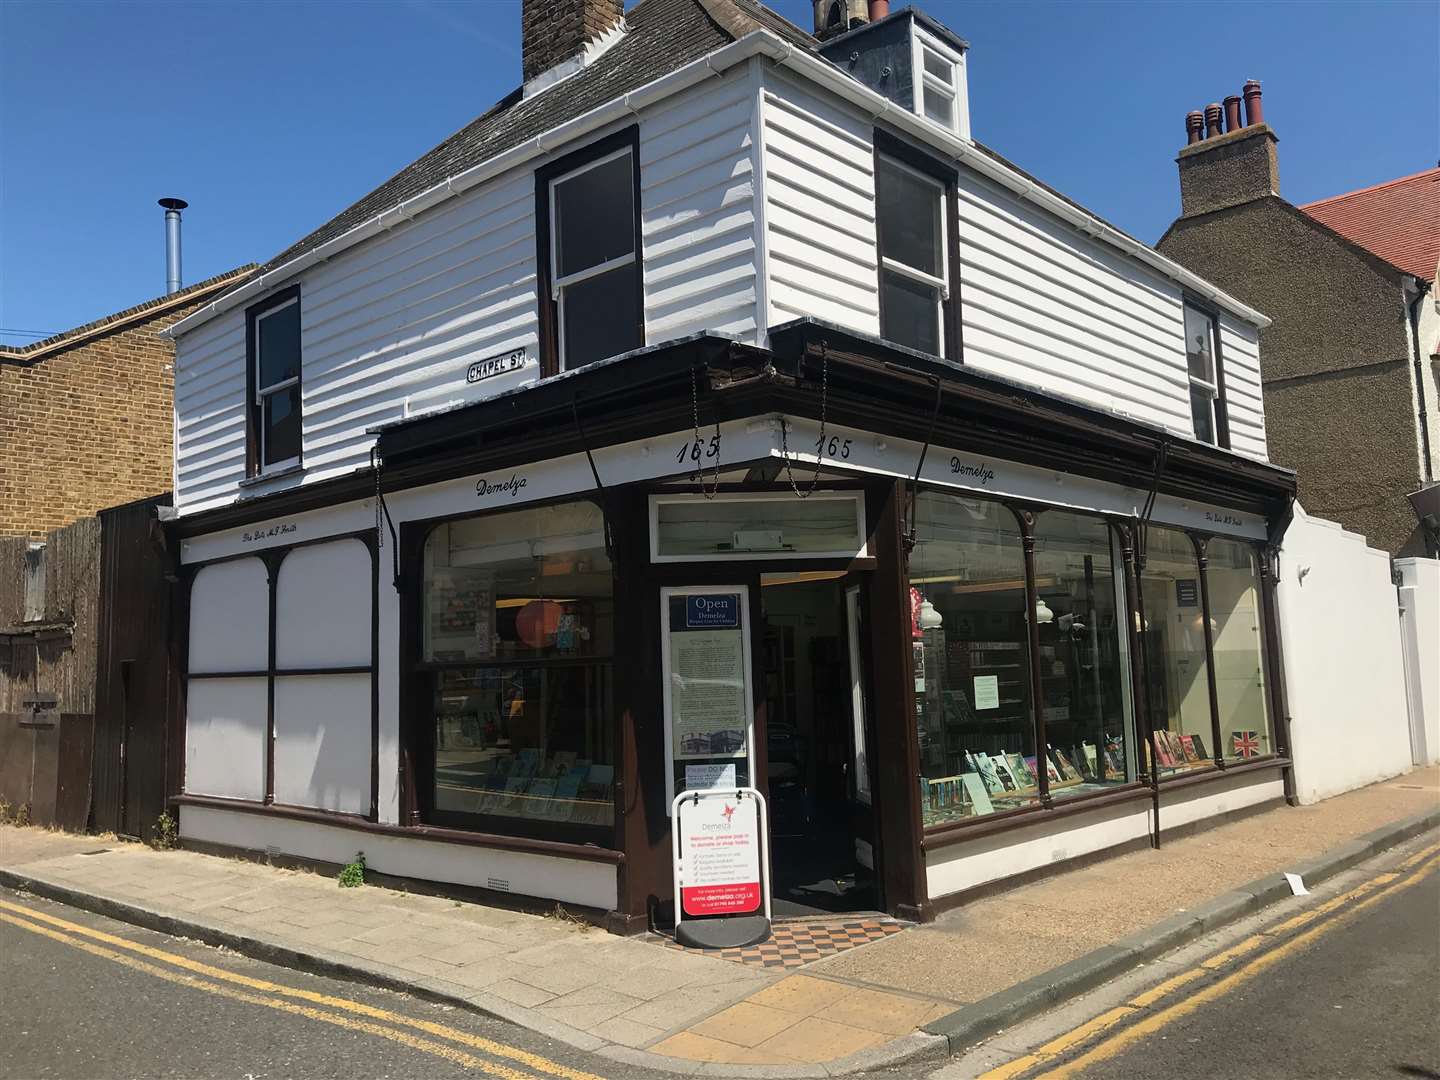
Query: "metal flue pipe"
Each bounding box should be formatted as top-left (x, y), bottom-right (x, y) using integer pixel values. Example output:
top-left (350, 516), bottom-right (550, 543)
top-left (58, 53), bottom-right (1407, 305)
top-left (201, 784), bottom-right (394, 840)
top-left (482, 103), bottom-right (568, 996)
top-left (159, 197), bottom-right (188, 294)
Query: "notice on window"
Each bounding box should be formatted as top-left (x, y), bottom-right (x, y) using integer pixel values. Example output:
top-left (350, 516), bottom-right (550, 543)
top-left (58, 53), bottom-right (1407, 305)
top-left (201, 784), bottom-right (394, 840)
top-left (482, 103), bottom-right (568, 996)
top-left (426, 568), bottom-right (494, 662)
top-left (685, 763), bottom-right (738, 791)
top-left (973, 674), bottom-right (1000, 711)
top-left (668, 593), bottom-right (748, 760)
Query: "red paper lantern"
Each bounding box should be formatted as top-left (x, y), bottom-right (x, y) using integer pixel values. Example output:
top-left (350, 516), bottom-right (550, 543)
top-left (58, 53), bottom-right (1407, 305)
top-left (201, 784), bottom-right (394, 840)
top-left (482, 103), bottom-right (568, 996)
top-left (516, 600), bottom-right (564, 649)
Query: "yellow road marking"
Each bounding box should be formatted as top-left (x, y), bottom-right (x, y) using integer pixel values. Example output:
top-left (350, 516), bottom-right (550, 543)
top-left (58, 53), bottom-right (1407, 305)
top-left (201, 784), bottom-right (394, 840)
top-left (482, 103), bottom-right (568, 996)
top-left (0, 898), bottom-right (601, 1080)
top-left (0, 912), bottom-right (542, 1078)
top-left (977, 843), bottom-right (1440, 1080)
top-left (1028, 851), bottom-right (1440, 1079)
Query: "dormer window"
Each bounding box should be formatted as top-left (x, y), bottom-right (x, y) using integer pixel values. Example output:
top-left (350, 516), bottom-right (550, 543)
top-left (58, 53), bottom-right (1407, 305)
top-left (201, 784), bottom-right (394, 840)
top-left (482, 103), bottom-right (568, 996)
top-left (913, 30), bottom-right (967, 138)
top-left (537, 129), bottom-right (643, 375)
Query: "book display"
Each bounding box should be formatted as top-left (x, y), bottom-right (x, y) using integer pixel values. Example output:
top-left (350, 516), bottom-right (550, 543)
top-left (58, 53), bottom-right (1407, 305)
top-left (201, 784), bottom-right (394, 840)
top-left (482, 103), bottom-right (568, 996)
top-left (1146, 728), bottom-right (1212, 778)
top-left (440, 751), bottom-right (616, 826)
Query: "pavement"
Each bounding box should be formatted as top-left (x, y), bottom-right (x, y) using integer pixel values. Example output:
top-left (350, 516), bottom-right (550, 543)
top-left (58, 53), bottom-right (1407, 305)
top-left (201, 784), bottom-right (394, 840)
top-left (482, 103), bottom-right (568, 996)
top-left (1, 765), bottom-right (1437, 1078)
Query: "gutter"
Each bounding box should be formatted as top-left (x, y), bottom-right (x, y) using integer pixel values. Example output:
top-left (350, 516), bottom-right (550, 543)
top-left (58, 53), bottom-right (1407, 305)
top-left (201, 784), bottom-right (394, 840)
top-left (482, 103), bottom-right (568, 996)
top-left (166, 31), bottom-right (1270, 339)
top-left (1406, 275), bottom-right (1434, 483)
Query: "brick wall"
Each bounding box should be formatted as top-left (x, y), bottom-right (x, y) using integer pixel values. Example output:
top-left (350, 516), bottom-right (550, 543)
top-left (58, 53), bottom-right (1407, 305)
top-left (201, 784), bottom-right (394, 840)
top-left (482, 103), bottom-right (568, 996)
top-left (0, 273), bottom-right (248, 540)
top-left (521, 0), bottom-right (623, 81)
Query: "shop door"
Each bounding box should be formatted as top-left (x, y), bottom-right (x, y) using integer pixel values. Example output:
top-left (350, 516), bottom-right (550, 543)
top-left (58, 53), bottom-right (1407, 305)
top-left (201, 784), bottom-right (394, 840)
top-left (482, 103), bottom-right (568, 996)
top-left (760, 573), bottom-right (877, 915)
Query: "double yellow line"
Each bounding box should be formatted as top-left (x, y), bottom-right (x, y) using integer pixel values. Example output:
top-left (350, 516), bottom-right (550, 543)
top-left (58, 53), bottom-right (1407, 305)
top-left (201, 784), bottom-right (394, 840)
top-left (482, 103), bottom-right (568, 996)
top-left (0, 897), bottom-right (603, 1080)
top-left (980, 839), bottom-right (1440, 1080)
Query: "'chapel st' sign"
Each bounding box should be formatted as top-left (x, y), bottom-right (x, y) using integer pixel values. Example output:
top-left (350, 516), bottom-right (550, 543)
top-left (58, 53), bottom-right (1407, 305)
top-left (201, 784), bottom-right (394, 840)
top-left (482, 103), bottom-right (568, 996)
top-left (466, 347), bottom-right (526, 384)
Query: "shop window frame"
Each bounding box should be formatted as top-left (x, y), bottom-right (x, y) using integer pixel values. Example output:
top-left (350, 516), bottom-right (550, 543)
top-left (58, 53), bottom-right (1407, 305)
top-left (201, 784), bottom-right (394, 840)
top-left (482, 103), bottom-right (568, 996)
top-left (244, 285), bottom-right (304, 478)
top-left (534, 127), bottom-right (644, 378)
top-left (873, 130), bottom-right (964, 364)
top-left (908, 485), bottom-right (1282, 843)
top-left (402, 495), bottom-right (619, 848)
top-left (648, 489), bottom-right (869, 563)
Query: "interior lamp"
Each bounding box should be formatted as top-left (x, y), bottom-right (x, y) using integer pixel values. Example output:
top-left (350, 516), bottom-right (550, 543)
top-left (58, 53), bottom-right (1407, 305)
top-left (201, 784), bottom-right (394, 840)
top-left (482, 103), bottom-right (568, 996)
top-left (1035, 598), bottom-right (1055, 625)
top-left (918, 597), bottom-right (944, 630)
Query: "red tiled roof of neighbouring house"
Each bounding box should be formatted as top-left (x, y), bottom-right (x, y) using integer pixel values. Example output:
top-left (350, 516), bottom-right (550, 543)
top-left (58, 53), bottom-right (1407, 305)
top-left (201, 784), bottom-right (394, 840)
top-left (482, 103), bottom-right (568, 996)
top-left (1300, 167), bottom-right (1440, 280)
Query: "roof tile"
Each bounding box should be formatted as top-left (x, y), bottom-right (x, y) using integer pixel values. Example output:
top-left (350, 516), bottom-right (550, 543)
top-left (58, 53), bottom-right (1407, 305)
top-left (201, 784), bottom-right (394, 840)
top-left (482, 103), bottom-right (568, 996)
top-left (1300, 167), bottom-right (1440, 280)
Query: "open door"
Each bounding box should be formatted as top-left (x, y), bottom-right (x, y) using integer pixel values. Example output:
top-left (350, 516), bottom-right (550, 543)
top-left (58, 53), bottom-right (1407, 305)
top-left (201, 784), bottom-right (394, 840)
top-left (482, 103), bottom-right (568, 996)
top-left (844, 581), bottom-right (877, 880)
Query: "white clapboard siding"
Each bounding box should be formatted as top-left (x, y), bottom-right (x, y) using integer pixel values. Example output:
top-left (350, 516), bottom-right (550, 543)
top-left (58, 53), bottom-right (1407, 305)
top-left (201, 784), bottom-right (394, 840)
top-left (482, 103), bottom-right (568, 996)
top-left (955, 169), bottom-right (1194, 434)
top-left (1218, 314), bottom-right (1268, 460)
top-left (640, 71), bottom-right (759, 342)
top-left (174, 307), bottom-right (250, 513)
top-left (761, 71), bottom-right (880, 333)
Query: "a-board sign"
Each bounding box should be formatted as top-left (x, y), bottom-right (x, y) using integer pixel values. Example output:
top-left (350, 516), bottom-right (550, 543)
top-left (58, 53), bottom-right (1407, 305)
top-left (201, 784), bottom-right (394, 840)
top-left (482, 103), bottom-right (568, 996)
top-left (674, 790), bottom-right (763, 917)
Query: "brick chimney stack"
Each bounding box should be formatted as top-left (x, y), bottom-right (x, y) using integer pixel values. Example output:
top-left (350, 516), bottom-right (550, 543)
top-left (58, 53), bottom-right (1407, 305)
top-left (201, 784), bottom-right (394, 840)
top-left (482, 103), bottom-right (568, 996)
top-left (1175, 80), bottom-right (1280, 219)
top-left (522, 0), bottom-right (624, 84)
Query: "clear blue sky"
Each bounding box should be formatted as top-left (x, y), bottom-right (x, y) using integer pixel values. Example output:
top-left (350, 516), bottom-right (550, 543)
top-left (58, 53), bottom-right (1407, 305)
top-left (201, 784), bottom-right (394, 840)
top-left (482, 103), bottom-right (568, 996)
top-left (2, 0), bottom-right (1435, 339)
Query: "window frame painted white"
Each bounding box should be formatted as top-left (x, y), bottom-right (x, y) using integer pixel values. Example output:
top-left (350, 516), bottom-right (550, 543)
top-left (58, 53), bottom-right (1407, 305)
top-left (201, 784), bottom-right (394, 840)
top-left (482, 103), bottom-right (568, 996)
top-left (876, 152), bottom-right (950, 357)
top-left (546, 145), bottom-right (639, 371)
top-left (1184, 303), bottom-right (1223, 446)
top-left (252, 295), bottom-right (302, 474)
top-left (911, 27), bottom-right (969, 141)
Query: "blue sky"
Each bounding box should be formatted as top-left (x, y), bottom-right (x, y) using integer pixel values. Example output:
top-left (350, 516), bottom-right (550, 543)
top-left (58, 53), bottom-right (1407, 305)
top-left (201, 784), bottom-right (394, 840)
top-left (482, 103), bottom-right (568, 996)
top-left (2, 0), bottom-right (1435, 339)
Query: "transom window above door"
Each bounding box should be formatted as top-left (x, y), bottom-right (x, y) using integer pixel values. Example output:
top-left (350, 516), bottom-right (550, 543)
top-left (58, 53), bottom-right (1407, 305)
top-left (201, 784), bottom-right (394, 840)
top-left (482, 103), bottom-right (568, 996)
top-left (541, 133), bottom-right (643, 373)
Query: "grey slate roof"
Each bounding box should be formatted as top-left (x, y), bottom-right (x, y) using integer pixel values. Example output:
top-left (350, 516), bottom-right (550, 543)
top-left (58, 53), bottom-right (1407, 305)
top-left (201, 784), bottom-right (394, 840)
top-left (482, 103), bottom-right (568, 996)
top-left (260, 0), bottom-right (813, 277)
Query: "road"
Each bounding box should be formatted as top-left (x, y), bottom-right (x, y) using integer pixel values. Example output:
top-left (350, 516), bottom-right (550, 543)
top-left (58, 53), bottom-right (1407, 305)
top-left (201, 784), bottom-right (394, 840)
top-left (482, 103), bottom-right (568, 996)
top-left (942, 836), bottom-right (1440, 1080)
top-left (0, 892), bottom-right (671, 1080)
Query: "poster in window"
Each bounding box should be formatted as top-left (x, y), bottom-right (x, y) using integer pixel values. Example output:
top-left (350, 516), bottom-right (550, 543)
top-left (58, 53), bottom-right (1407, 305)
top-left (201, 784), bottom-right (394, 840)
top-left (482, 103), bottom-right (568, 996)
top-left (426, 568), bottom-right (495, 661)
top-left (668, 593), bottom-right (749, 760)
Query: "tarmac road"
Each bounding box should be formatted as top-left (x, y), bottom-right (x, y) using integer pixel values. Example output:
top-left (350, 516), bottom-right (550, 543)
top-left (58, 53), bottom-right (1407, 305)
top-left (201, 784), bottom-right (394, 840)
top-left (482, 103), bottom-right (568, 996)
top-left (0, 891), bottom-right (673, 1080)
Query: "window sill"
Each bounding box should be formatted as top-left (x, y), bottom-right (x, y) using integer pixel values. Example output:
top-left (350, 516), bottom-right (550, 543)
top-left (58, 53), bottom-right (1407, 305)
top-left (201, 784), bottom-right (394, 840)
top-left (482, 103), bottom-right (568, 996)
top-left (239, 462), bottom-right (305, 491)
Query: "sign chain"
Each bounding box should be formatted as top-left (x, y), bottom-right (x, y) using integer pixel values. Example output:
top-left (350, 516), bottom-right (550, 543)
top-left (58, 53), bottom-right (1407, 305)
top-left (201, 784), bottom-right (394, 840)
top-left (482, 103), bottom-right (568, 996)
top-left (691, 366), bottom-right (722, 500)
top-left (780, 348), bottom-right (828, 499)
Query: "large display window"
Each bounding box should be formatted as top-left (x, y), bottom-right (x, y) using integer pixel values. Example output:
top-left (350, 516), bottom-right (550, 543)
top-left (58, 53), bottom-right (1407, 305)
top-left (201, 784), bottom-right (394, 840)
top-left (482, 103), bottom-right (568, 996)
top-left (909, 494), bottom-right (1041, 825)
top-left (419, 501), bottom-right (614, 840)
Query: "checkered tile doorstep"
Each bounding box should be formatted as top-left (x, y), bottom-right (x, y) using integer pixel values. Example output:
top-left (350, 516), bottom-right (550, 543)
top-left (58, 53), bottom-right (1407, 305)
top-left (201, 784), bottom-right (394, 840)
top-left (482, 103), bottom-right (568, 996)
top-left (663, 918), bottom-right (907, 970)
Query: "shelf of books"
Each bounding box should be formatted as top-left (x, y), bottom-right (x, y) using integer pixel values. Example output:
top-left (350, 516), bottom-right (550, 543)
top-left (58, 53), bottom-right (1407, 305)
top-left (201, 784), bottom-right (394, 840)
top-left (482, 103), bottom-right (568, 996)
top-left (1145, 728), bottom-right (1212, 777)
top-left (434, 748), bottom-right (616, 826)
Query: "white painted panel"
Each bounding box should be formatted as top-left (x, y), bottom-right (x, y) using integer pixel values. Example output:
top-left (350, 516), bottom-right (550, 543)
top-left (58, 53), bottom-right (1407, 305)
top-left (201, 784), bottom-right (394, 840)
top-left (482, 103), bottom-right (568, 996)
top-left (1396, 557), bottom-right (1440, 765)
top-left (179, 804), bottom-right (618, 910)
top-left (275, 539), bottom-right (372, 668)
top-left (1279, 506), bottom-right (1414, 803)
top-left (189, 558), bottom-right (269, 672)
top-left (273, 674), bottom-right (371, 814)
top-left (1218, 314), bottom-right (1268, 461)
top-left (926, 801), bottom-right (1152, 900)
top-left (185, 678), bottom-right (267, 801)
top-left (761, 70), bottom-right (880, 333)
top-left (1160, 771), bottom-right (1284, 829)
top-left (173, 307), bottom-right (249, 514)
top-left (640, 70), bottom-right (758, 342)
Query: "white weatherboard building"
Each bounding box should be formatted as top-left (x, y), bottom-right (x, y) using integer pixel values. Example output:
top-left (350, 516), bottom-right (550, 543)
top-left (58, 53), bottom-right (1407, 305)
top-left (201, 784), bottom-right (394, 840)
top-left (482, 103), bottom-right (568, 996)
top-left (166, 0), bottom-right (1359, 930)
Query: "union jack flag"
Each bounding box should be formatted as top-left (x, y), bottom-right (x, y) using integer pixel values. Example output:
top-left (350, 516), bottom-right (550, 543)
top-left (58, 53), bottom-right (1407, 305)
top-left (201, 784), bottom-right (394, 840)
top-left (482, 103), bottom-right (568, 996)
top-left (1231, 731), bottom-right (1261, 759)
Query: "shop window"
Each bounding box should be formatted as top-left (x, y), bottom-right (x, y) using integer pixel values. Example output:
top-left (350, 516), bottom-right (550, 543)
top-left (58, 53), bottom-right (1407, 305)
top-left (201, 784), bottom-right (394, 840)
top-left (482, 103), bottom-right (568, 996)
top-left (650, 492), bottom-right (866, 562)
top-left (420, 501), bottom-right (614, 839)
top-left (247, 289), bottom-right (302, 474)
top-left (1205, 538), bottom-right (1272, 761)
top-left (1138, 527), bottom-right (1215, 774)
top-left (540, 132), bottom-right (642, 374)
top-left (1184, 304), bottom-right (1228, 448)
top-left (909, 493), bottom-right (1040, 824)
top-left (876, 154), bottom-right (949, 357)
top-left (1031, 512), bottom-right (1134, 799)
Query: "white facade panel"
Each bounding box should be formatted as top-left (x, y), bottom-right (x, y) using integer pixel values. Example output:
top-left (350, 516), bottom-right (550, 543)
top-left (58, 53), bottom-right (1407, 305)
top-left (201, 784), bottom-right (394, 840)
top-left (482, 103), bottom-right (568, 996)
top-left (173, 309), bottom-right (250, 514)
top-left (273, 674), bottom-right (371, 814)
top-left (1217, 314), bottom-right (1268, 461)
top-left (760, 71), bottom-right (880, 333)
top-left (189, 558), bottom-right (269, 672)
top-left (640, 70), bottom-right (759, 343)
top-left (184, 678), bottom-right (268, 801)
top-left (275, 539), bottom-right (372, 669)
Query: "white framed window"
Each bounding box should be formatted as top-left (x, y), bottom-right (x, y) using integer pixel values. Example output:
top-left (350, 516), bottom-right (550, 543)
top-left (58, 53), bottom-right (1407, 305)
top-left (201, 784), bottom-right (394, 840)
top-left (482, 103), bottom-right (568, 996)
top-left (1184, 304), bottom-right (1224, 446)
top-left (877, 154), bottom-right (949, 357)
top-left (547, 145), bottom-right (640, 371)
top-left (649, 491), bottom-right (868, 562)
top-left (252, 294), bottom-right (301, 471)
top-left (912, 29), bottom-right (968, 139)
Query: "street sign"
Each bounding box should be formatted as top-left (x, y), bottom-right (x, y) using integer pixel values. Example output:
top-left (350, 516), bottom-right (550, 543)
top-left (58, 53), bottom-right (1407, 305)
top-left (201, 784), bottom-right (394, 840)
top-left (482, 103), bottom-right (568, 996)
top-left (671, 787), bottom-right (771, 947)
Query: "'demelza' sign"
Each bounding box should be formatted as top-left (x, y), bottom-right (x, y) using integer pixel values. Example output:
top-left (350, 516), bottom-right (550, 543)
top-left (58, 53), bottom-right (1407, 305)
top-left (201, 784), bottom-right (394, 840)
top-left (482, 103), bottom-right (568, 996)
top-left (677, 793), bottom-right (761, 916)
top-left (466, 347), bottom-right (526, 384)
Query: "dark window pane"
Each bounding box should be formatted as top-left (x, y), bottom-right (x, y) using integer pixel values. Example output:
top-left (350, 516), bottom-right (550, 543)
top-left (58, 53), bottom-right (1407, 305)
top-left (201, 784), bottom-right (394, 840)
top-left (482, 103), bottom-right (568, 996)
top-left (257, 301), bottom-right (301, 389)
top-left (881, 269), bottom-right (941, 355)
top-left (923, 48), bottom-right (953, 84)
top-left (1184, 305), bottom-right (1215, 382)
top-left (262, 384), bottom-right (301, 465)
top-left (561, 264), bottom-right (641, 368)
top-left (1190, 385), bottom-right (1215, 444)
top-left (554, 152), bottom-right (635, 279)
top-left (877, 158), bottom-right (941, 276)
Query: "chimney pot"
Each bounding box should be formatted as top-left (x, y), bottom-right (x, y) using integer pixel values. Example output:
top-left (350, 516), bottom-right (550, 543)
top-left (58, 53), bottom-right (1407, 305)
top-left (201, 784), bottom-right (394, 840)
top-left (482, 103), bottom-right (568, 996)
top-left (1243, 79), bottom-right (1264, 126)
top-left (1204, 102), bottom-right (1224, 140)
top-left (1223, 95), bottom-right (1242, 132)
top-left (868, 0), bottom-right (889, 18)
top-left (1185, 110), bottom-right (1205, 145)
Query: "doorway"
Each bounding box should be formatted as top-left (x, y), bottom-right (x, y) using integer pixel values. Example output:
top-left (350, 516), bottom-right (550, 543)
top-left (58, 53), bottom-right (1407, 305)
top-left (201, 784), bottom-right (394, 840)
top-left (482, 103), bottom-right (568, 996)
top-left (760, 572), bottom-right (876, 916)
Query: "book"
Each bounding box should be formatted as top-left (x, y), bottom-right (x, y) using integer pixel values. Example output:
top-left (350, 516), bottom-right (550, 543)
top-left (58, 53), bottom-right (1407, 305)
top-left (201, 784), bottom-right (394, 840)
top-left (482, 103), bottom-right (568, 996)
top-left (1006, 753), bottom-right (1036, 789)
top-left (1189, 734), bottom-right (1209, 760)
top-left (1051, 748), bottom-right (1076, 782)
top-left (1179, 734), bottom-right (1201, 763)
top-left (991, 757), bottom-right (1019, 792)
top-left (960, 772), bottom-right (994, 816)
top-left (1153, 732), bottom-right (1176, 768)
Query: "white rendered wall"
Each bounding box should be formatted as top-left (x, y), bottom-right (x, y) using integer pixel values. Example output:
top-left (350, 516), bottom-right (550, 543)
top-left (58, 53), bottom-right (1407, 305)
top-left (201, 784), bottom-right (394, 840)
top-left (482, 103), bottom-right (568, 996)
top-left (1158, 770), bottom-right (1283, 831)
top-left (1396, 556), bottom-right (1440, 765)
top-left (1278, 505), bottom-right (1415, 803)
top-left (179, 804), bottom-right (618, 911)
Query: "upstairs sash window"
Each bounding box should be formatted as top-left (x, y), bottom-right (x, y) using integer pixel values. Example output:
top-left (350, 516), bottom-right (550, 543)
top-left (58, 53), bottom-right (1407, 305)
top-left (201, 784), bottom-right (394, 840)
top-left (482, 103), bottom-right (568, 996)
top-left (249, 292), bottom-right (302, 472)
top-left (546, 143), bottom-right (641, 371)
top-left (877, 155), bottom-right (949, 357)
top-left (915, 32), bottom-right (964, 134)
top-left (1184, 304), bottom-right (1227, 447)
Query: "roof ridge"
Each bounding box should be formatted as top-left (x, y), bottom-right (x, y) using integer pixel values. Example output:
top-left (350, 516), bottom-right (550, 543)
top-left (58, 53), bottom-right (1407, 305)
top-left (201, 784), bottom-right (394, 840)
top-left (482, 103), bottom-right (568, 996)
top-left (0, 265), bottom-right (256, 359)
top-left (1299, 166), bottom-right (1440, 210)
